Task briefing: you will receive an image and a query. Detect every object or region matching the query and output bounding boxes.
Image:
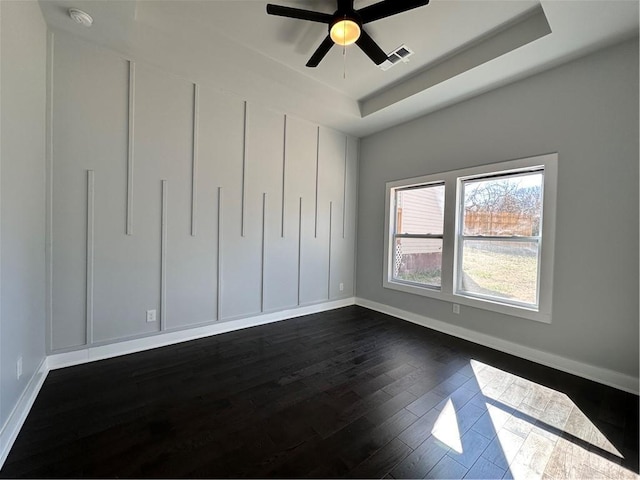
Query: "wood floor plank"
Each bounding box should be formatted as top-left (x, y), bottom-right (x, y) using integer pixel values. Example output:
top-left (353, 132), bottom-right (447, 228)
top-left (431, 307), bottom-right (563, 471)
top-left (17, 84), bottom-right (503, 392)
top-left (0, 305), bottom-right (637, 478)
top-left (425, 454), bottom-right (468, 479)
top-left (445, 428), bottom-right (492, 468)
top-left (340, 407), bottom-right (419, 471)
top-left (347, 438), bottom-right (412, 478)
top-left (390, 434), bottom-right (450, 479)
top-left (464, 456), bottom-right (506, 479)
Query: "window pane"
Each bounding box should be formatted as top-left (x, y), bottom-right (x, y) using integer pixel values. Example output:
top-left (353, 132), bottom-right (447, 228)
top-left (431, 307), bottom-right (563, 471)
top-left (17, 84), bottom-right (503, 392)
top-left (463, 172), bottom-right (543, 236)
top-left (396, 185), bottom-right (445, 235)
top-left (393, 237), bottom-right (442, 287)
top-left (459, 239), bottom-right (539, 306)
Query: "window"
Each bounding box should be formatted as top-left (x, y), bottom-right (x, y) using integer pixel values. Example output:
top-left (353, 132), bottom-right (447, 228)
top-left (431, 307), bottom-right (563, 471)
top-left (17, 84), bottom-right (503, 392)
top-left (383, 153), bottom-right (557, 323)
top-left (457, 170), bottom-right (544, 308)
top-left (392, 183), bottom-right (445, 289)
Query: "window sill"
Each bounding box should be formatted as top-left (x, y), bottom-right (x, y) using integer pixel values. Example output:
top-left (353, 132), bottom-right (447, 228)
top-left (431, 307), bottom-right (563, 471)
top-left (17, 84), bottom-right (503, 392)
top-left (383, 279), bottom-right (551, 324)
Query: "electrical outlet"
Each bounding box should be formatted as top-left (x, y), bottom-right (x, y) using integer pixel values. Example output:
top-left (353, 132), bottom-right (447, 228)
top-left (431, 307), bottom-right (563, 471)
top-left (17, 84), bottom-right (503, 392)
top-left (146, 309), bottom-right (157, 322)
top-left (339, 283), bottom-right (344, 292)
top-left (16, 357), bottom-right (22, 380)
top-left (453, 304), bottom-right (460, 314)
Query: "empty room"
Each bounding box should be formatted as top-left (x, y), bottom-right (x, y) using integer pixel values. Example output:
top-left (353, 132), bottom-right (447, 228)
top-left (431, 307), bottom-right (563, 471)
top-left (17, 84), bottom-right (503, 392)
top-left (0, 0), bottom-right (638, 478)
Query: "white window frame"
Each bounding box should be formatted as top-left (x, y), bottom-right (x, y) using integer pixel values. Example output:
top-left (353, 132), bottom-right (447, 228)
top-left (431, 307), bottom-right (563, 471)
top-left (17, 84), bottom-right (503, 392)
top-left (383, 153), bottom-right (557, 323)
top-left (391, 182), bottom-right (445, 291)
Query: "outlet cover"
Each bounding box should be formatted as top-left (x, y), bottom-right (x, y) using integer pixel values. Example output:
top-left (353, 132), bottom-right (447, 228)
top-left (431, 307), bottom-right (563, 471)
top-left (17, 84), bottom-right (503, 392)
top-left (146, 309), bottom-right (157, 322)
top-left (453, 304), bottom-right (460, 314)
top-left (339, 283), bottom-right (344, 291)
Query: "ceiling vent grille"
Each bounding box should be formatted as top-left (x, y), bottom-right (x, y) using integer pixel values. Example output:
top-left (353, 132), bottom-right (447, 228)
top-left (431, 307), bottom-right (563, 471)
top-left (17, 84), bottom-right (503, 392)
top-left (378, 44), bottom-right (414, 71)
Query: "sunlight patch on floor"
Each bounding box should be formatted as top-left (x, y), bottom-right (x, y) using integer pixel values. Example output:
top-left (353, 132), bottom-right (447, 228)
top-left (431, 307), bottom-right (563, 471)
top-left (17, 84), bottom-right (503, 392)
top-left (461, 359), bottom-right (636, 479)
top-left (470, 359), bottom-right (622, 458)
top-left (432, 398), bottom-right (463, 453)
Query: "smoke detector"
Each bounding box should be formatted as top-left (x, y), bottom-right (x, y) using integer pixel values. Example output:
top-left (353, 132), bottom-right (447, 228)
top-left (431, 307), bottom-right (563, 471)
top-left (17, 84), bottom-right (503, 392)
top-left (68, 8), bottom-right (93, 27)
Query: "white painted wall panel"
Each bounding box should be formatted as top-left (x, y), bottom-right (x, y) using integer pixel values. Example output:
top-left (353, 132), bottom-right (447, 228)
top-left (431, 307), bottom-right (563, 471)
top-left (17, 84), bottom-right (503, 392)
top-left (299, 200), bottom-right (330, 305)
top-left (85, 64), bottom-right (132, 342)
top-left (135, 67), bottom-right (198, 334)
top-left (298, 127), bottom-right (327, 305)
top-left (318, 127), bottom-right (346, 301)
top-left (93, 65), bottom-right (182, 341)
top-left (250, 109), bottom-right (298, 313)
top-left (282, 116), bottom-right (318, 306)
top-left (197, 87), bottom-right (245, 322)
top-left (165, 86), bottom-right (223, 328)
top-left (221, 102), bottom-right (275, 319)
top-left (51, 34), bottom-right (128, 349)
top-left (330, 135), bottom-right (358, 299)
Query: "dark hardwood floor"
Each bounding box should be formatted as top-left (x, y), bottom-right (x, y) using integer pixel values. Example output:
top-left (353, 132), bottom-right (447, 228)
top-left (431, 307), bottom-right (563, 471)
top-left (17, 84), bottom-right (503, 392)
top-left (1, 306), bottom-right (638, 478)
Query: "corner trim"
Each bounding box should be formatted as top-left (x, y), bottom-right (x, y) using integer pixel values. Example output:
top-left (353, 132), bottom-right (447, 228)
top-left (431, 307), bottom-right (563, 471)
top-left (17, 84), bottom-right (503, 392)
top-left (355, 297), bottom-right (639, 395)
top-left (0, 358), bottom-right (49, 469)
top-left (48, 298), bottom-right (356, 370)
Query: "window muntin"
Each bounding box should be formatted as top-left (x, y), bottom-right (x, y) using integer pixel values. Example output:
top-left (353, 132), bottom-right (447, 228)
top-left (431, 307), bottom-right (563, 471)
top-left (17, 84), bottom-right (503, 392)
top-left (392, 183), bottom-right (445, 288)
top-left (456, 170), bottom-right (544, 308)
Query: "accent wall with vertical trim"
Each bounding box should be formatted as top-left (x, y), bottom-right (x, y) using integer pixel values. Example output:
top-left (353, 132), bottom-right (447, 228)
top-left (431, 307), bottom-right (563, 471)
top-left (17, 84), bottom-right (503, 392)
top-left (48, 30), bottom-right (358, 352)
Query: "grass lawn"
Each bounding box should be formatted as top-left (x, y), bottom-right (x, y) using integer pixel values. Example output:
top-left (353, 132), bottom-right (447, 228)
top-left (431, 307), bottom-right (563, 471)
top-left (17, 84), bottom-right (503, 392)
top-left (396, 271), bottom-right (441, 287)
top-left (462, 245), bottom-right (537, 304)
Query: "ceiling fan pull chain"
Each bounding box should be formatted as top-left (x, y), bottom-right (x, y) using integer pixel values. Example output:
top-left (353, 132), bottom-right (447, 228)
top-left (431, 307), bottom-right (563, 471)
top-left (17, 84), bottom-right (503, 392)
top-left (343, 43), bottom-right (347, 79)
top-left (343, 49), bottom-right (347, 79)
top-left (343, 14), bottom-right (347, 79)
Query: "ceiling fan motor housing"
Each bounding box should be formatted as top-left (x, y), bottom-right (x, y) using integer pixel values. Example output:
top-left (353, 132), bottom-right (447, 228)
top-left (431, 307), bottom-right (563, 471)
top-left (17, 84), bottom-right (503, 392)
top-left (331, 10), bottom-right (362, 29)
top-left (332, 0), bottom-right (361, 27)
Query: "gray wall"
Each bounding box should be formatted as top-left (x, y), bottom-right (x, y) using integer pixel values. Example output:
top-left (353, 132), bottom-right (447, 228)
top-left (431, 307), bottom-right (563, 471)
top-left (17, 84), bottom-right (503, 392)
top-left (357, 39), bottom-right (639, 378)
top-left (0, 0), bottom-right (47, 428)
top-left (49, 31), bottom-right (358, 352)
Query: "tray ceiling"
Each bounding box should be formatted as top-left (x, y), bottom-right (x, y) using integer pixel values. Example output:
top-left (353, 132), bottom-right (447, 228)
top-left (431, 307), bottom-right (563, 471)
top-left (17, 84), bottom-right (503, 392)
top-left (38, 0), bottom-right (639, 136)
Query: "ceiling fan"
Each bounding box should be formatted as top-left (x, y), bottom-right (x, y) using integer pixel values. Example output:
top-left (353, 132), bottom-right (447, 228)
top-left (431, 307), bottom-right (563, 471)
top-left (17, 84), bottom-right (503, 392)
top-left (266, 0), bottom-right (429, 67)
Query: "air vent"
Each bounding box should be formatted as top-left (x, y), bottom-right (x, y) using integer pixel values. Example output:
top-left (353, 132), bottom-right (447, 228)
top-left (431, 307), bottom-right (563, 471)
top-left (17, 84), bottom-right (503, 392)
top-left (378, 44), bottom-right (414, 71)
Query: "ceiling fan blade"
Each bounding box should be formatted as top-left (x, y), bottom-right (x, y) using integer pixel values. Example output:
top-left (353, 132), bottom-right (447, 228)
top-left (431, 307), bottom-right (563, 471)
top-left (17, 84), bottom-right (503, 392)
top-left (355, 29), bottom-right (388, 65)
top-left (358, 0), bottom-right (429, 24)
top-left (266, 4), bottom-right (332, 23)
top-left (306, 35), bottom-right (335, 67)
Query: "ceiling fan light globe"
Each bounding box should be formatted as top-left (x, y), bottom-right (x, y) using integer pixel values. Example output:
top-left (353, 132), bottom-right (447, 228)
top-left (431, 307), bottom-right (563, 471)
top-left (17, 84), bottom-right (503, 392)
top-left (330, 19), bottom-right (361, 46)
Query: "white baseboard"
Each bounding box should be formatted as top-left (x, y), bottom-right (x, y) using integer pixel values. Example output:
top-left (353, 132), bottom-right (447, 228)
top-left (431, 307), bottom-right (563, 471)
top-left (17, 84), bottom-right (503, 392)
top-left (0, 357), bottom-right (49, 468)
top-left (48, 298), bottom-right (356, 370)
top-left (355, 297), bottom-right (639, 395)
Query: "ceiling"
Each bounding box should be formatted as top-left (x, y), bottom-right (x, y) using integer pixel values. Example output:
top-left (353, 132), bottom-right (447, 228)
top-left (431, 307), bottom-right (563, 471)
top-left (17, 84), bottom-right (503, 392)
top-left (38, 0), bottom-right (639, 137)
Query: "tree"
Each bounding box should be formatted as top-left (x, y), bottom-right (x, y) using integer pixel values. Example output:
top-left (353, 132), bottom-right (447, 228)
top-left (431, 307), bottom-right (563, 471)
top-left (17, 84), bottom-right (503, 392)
top-left (464, 177), bottom-right (542, 235)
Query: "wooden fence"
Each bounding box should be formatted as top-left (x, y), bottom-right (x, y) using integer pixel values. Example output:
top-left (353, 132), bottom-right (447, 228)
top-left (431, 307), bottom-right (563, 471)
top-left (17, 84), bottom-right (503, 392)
top-left (464, 211), bottom-right (536, 236)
